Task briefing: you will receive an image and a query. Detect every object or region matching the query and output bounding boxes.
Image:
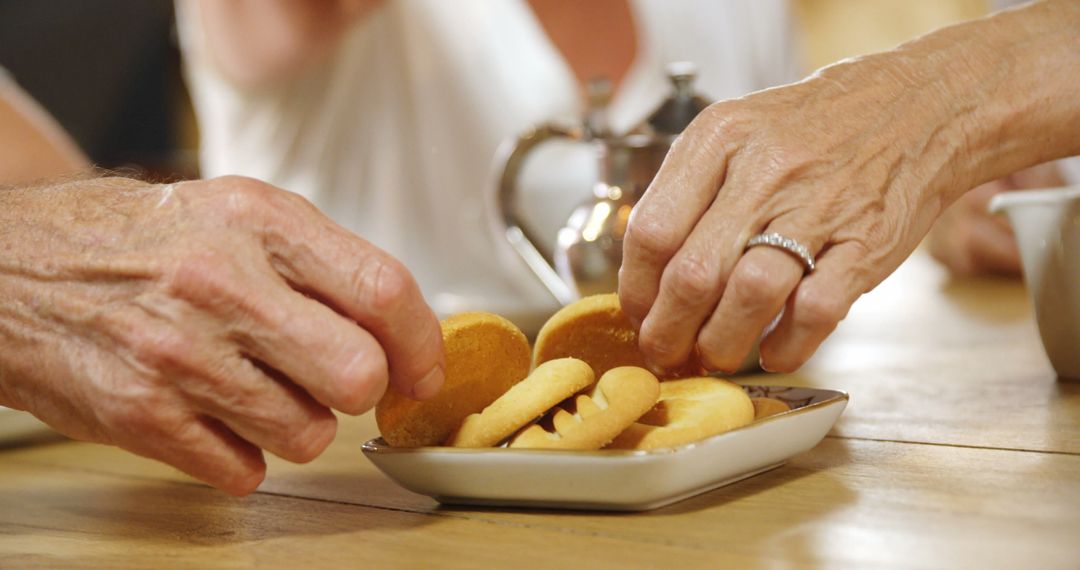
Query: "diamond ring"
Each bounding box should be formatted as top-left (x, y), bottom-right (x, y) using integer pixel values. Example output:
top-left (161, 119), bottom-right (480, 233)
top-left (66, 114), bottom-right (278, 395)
top-left (745, 232), bottom-right (816, 272)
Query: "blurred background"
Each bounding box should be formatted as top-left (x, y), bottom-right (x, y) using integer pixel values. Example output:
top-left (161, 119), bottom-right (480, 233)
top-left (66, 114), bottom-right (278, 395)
top-left (0, 0), bottom-right (988, 181)
top-left (0, 0), bottom-right (195, 179)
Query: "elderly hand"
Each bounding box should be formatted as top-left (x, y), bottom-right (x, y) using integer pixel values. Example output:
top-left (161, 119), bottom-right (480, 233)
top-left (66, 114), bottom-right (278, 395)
top-left (0, 176), bottom-right (444, 495)
top-left (619, 61), bottom-right (962, 374)
top-left (619, 0), bottom-right (1080, 374)
top-left (927, 163), bottom-right (1066, 277)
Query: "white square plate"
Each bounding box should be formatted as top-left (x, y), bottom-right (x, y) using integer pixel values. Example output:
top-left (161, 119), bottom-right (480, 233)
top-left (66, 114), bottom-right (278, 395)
top-left (362, 385), bottom-right (848, 511)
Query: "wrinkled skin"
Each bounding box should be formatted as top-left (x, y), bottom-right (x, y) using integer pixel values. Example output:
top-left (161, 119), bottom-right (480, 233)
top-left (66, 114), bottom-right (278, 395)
top-left (619, 1), bottom-right (1080, 375)
top-left (0, 176), bottom-right (444, 495)
top-left (620, 60), bottom-right (965, 374)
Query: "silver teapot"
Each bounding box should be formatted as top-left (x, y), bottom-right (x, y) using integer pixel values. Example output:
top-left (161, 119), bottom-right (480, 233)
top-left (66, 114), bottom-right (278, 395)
top-left (493, 63), bottom-right (709, 304)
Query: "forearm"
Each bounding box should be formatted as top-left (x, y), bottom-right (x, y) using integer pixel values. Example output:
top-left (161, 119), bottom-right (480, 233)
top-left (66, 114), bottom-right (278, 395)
top-left (0, 83), bottom-right (89, 186)
top-left (930, 0), bottom-right (1080, 192)
top-left (806, 0), bottom-right (1079, 216)
top-left (0, 176), bottom-right (148, 411)
top-left (190, 0), bottom-right (382, 88)
top-left (618, 0), bottom-right (1079, 374)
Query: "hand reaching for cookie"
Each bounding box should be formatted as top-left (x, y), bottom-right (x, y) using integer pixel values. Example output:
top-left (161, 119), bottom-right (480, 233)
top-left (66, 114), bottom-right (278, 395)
top-left (0, 175), bottom-right (444, 495)
top-left (618, 1), bottom-right (1080, 374)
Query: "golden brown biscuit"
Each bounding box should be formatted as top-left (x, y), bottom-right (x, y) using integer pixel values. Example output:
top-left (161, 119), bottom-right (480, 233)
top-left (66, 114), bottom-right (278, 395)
top-left (375, 312), bottom-right (530, 447)
top-left (446, 358), bottom-right (595, 448)
top-left (607, 377), bottom-right (754, 450)
top-left (532, 293), bottom-right (702, 378)
top-left (509, 366), bottom-right (660, 450)
top-left (751, 397), bottom-right (791, 420)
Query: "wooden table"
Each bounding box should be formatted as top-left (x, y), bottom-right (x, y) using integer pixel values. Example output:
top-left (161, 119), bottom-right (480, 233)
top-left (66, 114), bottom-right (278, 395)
top-left (2, 250), bottom-right (1078, 569)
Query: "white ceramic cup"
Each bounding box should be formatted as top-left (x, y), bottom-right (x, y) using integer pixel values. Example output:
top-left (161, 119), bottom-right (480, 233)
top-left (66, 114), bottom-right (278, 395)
top-left (989, 186), bottom-right (1080, 380)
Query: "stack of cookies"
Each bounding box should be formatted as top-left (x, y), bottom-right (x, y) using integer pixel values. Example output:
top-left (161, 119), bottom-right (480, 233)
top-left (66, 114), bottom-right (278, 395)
top-left (375, 294), bottom-right (789, 450)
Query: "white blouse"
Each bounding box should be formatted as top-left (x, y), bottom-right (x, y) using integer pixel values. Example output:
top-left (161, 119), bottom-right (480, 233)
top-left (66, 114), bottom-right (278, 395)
top-left (178, 1), bottom-right (800, 329)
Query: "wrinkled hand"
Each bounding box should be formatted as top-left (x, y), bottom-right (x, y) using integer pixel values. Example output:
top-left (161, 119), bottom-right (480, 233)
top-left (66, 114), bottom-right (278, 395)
top-left (619, 58), bottom-right (978, 374)
top-left (927, 163), bottom-right (1065, 277)
top-left (0, 176), bottom-right (444, 495)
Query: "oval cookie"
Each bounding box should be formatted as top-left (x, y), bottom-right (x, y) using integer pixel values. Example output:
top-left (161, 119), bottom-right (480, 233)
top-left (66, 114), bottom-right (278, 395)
top-left (607, 377), bottom-right (754, 450)
top-left (375, 312), bottom-right (530, 447)
top-left (447, 358), bottom-right (595, 448)
top-left (509, 366), bottom-right (660, 450)
top-left (751, 397), bottom-right (791, 419)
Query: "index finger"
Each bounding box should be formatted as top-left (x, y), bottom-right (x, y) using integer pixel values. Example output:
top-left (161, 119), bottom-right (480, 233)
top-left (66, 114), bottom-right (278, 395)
top-left (619, 106), bottom-right (732, 326)
top-left (250, 185), bottom-right (445, 402)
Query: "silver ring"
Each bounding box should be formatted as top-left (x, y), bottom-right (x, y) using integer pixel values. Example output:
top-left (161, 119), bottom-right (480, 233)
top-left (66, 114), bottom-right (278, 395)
top-left (746, 232), bottom-right (816, 272)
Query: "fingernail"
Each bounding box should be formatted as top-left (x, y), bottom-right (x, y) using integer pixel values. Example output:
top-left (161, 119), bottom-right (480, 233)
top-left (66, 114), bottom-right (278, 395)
top-left (758, 355), bottom-right (776, 373)
top-left (411, 365), bottom-right (444, 400)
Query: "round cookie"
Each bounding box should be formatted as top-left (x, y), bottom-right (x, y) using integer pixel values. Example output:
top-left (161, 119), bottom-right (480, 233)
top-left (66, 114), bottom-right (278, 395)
top-left (509, 366), bottom-right (660, 451)
top-left (447, 358), bottom-right (595, 448)
top-left (375, 312), bottom-right (530, 448)
top-left (607, 377), bottom-right (754, 450)
top-left (532, 293), bottom-right (702, 379)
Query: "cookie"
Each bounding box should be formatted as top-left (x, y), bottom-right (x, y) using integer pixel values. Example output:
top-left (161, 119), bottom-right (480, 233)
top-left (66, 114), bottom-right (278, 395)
top-left (531, 293), bottom-right (702, 378)
top-left (751, 397), bottom-right (791, 419)
top-left (446, 358), bottom-right (595, 448)
top-left (607, 377), bottom-right (754, 450)
top-left (508, 366), bottom-right (660, 450)
top-left (375, 312), bottom-right (531, 447)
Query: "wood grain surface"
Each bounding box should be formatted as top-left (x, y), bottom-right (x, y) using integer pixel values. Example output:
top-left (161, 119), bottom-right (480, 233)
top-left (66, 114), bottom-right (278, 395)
top-left (2, 250), bottom-right (1079, 569)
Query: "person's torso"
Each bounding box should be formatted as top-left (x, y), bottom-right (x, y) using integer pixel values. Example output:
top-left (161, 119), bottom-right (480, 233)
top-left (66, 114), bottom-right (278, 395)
top-left (180, 0), bottom-right (799, 326)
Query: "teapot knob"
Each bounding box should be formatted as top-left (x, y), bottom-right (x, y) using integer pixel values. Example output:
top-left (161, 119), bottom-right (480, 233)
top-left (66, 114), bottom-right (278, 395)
top-left (584, 76), bottom-right (614, 139)
top-left (646, 61), bottom-right (711, 136)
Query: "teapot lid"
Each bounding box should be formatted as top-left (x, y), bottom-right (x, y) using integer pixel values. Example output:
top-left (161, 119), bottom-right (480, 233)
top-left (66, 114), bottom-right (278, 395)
top-left (645, 62), bottom-right (710, 136)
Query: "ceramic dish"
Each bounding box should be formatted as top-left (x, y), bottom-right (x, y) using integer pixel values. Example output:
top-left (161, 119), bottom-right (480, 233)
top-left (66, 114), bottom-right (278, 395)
top-left (363, 385), bottom-right (848, 511)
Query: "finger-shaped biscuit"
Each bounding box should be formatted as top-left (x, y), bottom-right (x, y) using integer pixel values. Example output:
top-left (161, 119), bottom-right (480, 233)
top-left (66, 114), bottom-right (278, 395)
top-left (509, 366), bottom-right (660, 450)
top-left (446, 358), bottom-right (595, 448)
top-left (376, 312), bottom-right (530, 447)
top-left (607, 377), bottom-right (753, 450)
top-left (532, 293), bottom-right (703, 378)
top-left (751, 397), bottom-right (791, 419)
